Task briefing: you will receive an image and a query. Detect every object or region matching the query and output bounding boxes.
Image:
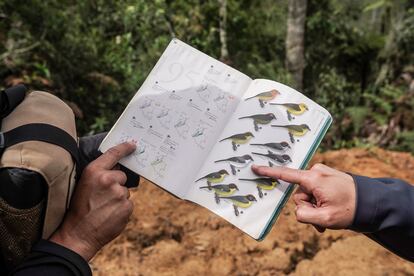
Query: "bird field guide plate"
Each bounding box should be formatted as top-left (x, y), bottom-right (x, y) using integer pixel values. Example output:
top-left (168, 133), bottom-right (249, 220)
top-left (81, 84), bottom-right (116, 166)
top-left (100, 39), bottom-right (332, 240)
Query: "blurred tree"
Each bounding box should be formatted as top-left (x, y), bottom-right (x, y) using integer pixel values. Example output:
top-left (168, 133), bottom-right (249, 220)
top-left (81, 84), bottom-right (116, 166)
top-left (286, 0), bottom-right (307, 91)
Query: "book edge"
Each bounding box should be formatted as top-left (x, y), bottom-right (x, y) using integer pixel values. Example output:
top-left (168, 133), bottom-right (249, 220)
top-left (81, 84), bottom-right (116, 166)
top-left (256, 115), bottom-right (333, 241)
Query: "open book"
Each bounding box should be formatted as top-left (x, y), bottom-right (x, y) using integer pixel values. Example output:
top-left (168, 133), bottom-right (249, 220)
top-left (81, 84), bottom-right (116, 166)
top-left (99, 39), bottom-right (332, 240)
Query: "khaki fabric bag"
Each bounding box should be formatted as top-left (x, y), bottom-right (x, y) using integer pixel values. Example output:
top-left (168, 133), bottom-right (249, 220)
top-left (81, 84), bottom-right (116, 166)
top-left (0, 86), bottom-right (78, 268)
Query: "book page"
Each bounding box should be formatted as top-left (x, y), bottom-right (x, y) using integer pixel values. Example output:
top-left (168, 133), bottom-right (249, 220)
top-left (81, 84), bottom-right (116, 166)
top-left (185, 79), bottom-right (332, 239)
top-left (99, 39), bottom-right (252, 198)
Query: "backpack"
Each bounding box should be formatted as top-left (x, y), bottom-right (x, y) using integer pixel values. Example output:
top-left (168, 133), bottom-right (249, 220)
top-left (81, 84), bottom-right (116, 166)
top-left (0, 84), bottom-right (79, 269)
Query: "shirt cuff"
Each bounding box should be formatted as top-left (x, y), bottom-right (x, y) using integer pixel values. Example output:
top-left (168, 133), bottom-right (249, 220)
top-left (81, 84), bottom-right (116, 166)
top-left (32, 239), bottom-right (92, 276)
top-left (348, 174), bottom-right (381, 232)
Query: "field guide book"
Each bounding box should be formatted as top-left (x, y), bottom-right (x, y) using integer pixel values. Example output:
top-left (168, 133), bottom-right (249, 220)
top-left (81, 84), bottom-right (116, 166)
top-left (99, 38), bottom-right (332, 240)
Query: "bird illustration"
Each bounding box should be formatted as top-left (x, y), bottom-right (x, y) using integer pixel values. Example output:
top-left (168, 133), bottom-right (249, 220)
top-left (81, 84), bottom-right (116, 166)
top-left (137, 145), bottom-right (146, 155)
top-left (192, 128), bottom-right (205, 137)
top-left (270, 103), bottom-right (309, 121)
top-left (239, 113), bottom-right (276, 131)
top-left (214, 154), bottom-right (254, 175)
top-left (239, 178), bottom-right (280, 198)
top-left (252, 150), bottom-right (292, 165)
top-left (139, 100), bottom-right (152, 109)
top-left (151, 155), bottom-right (165, 166)
top-left (217, 194), bottom-right (257, 216)
top-left (157, 109), bottom-right (169, 118)
top-left (219, 132), bottom-right (255, 151)
top-left (199, 183), bottom-right (239, 203)
top-left (271, 124), bottom-right (311, 143)
top-left (195, 169), bottom-right (229, 184)
top-left (245, 89), bottom-right (281, 107)
top-left (250, 141), bottom-right (291, 152)
top-left (174, 118), bottom-right (187, 128)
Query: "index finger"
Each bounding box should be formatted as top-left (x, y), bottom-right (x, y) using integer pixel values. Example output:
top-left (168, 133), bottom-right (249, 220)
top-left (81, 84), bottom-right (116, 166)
top-left (251, 165), bottom-right (313, 190)
top-left (94, 142), bottom-right (136, 170)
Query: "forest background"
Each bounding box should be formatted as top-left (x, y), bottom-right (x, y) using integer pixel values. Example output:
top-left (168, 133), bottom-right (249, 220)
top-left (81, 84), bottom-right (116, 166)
top-left (1, 0), bottom-right (414, 153)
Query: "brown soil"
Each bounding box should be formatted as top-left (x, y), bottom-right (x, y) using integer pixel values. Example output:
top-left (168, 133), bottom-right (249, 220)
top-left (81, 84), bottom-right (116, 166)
top-left (91, 148), bottom-right (414, 275)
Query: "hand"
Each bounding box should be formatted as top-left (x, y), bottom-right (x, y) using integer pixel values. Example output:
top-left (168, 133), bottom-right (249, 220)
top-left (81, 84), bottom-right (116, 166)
top-left (251, 163), bottom-right (356, 232)
top-left (50, 142), bottom-right (136, 261)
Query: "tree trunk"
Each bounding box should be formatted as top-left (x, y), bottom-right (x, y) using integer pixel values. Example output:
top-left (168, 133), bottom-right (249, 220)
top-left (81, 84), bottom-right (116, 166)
top-left (218, 0), bottom-right (229, 62)
top-left (285, 0), bottom-right (307, 91)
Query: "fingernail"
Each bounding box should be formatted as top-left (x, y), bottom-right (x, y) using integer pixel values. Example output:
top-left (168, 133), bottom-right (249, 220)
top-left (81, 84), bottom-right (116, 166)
top-left (251, 164), bottom-right (258, 170)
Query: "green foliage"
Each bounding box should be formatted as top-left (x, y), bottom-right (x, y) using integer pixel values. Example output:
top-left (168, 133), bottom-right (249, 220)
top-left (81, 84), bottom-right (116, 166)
top-left (0, 0), bottom-right (414, 154)
top-left (394, 131), bottom-right (414, 153)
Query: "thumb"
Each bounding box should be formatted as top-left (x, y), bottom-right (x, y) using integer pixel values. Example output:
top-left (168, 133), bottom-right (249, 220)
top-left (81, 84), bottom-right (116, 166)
top-left (295, 205), bottom-right (328, 227)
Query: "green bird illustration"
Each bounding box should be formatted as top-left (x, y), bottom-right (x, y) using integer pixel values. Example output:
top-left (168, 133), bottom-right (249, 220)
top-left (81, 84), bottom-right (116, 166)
top-left (214, 154), bottom-right (254, 175)
top-left (252, 150), bottom-right (292, 165)
top-left (250, 141), bottom-right (291, 152)
top-left (195, 169), bottom-right (229, 184)
top-left (239, 178), bottom-right (280, 198)
top-left (239, 113), bottom-right (276, 131)
top-left (199, 183), bottom-right (239, 203)
top-left (270, 103), bottom-right (309, 121)
top-left (271, 124), bottom-right (311, 143)
top-left (245, 89), bottom-right (281, 108)
top-left (219, 132), bottom-right (255, 151)
top-left (217, 194), bottom-right (257, 216)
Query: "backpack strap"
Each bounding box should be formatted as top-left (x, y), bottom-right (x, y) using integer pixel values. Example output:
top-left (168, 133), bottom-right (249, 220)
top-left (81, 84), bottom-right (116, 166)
top-left (0, 123), bottom-right (79, 166)
top-left (0, 84), bottom-right (27, 128)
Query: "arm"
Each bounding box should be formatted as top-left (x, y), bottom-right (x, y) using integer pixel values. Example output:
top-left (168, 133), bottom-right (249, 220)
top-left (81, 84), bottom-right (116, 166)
top-left (252, 164), bottom-right (414, 262)
top-left (350, 175), bottom-right (414, 262)
top-left (11, 141), bottom-right (137, 275)
top-left (11, 240), bottom-right (91, 276)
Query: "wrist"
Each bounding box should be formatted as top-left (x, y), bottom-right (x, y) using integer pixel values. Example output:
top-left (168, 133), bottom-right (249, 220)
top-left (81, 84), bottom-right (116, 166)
top-left (49, 228), bottom-right (99, 261)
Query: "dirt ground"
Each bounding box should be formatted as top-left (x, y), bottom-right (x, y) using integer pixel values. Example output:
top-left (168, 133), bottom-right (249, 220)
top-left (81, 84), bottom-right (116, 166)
top-left (91, 148), bottom-right (414, 275)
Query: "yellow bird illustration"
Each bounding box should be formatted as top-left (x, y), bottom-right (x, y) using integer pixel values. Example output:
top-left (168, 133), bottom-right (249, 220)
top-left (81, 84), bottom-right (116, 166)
top-left (239, 178), bottom-right (280, 198)
top-left (271, 124), bottom-right (311, 143)
top-left (219, 132), bottom-right (255, 151)
top-left (195, 169), bottom-right (229, 184)
top-left (270, 103), bottom-right (309, 121)
top-left (217, 194), bottom-right (257, 216)
top-left (199, 183), bottom-right (239, 203)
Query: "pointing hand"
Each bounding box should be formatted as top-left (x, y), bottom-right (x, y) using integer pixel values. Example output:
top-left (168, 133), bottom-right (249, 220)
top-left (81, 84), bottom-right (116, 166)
top-left (252, 163), bottom-right (356, 232)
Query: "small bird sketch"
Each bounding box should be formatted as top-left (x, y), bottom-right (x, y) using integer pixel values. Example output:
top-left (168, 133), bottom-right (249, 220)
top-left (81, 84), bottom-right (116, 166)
top-left (139, 98), bottom-right (155, 120)
top-left (132, 144), bottom-right (149, 166)
top-left (157, 107), bottom-right (172, 129)
top-left (196, 84), bottom-right (211, 103)
top-left (213, 92), bottom-right (229, 113)
top-left (192, 126), bottom-right (208, 149)
top-left (151, 154), bottom-right (167, 177)
top-left (174, 114), bottom-right (190, 139)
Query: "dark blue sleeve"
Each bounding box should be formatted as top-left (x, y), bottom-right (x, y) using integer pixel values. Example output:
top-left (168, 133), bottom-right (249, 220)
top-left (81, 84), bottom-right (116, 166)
top-left (349, 175), bottom-right (414, 262)
top-left (10, 240), bottom-right (92, 276)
